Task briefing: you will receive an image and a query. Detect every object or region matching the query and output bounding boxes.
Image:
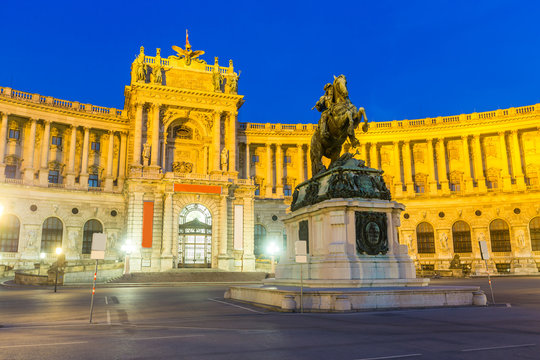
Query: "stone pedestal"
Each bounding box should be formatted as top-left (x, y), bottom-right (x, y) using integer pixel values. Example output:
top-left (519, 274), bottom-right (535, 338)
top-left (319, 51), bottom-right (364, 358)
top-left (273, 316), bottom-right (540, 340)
top-left (269, 198), bottom-right (423, 287)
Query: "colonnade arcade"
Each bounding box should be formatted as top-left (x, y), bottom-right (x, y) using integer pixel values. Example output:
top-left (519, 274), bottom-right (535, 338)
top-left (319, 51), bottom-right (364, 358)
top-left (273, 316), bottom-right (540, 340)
top-left (0, 111), bottom-right (128, 191)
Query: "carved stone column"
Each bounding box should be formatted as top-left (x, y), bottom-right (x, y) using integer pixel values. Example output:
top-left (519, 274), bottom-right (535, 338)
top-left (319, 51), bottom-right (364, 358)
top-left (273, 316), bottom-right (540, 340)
top-left (218, 194), bottom-right (230, 269)
top-left (265, 143), bottom-right (272, 196)
top-left (298, 144), bottom-right (304, 183)
top-left (150, 104), bottom-right (161, 167)
top-left (510, 130), bottom-right (526, 189)
top-left (498, 132), bottom-right (512, 191)
top-left (229, 112), bottom-right (237, 173)
top-left (104, 130), bottom-right (115, 191)
top-left (79, 127), bottom-right (90, 189)
top-left (38, 119), bottom-right (51, 185)
top-left (436, 138), bottom-right (449, 194)
top-left (426, 138), bottom-right (438, 195)
top-left (402, 141), bottom-right (414, 196)
top-left (276, 143), bottom-right (283, 196)
top-left (65, 125), bottom-right (78, 187)
top-left (213, 111), bottom-right (221, 172)
top-left (369, 143), bottom-right (378, 169)
top-left (472, 134), bottom-right (487, 192)
top-left (132, 103), bottom-right (143, 166)
top-left (118, 131), bottom-right (127, 189)
top-left (461, 136), bottom-right (473, 193)
top-left (23, 118), bottom-right (37, 184)
top-left (360, 143), bottom-right (368, 163)
top-left (203, 145), bottom-right (209, 174)
top-left (0, 112), bottom-right (8, 177)
top-left (245, 143), bottom-right (250, 179)
top-left (392, 141), bottom-right (403, 197)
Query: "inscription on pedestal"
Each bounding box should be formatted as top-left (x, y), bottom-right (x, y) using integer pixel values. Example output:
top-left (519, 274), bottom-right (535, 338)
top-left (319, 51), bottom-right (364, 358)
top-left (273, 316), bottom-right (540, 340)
top-left (299, 220), bottom-right (309, 254)
top-left (355, 211), bottom-right (388, 255)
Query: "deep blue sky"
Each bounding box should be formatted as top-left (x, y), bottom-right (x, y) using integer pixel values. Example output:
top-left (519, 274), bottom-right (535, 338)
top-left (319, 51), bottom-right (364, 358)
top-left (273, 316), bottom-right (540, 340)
top-left (2, 1), bottom-right (539, 124)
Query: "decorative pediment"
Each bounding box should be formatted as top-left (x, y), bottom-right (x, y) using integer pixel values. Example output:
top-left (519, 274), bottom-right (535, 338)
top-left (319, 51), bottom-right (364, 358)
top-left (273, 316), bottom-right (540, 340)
top-left (88, 164), bottom-right (103, 176)
top-left (5, 154), bottom-right (21, 166)
top-left (447, 141), bottom-right (460, 161)
top-left (172, 161), bottom-right (193, 174)
top-left (449, 170), bottom-right (463, 183)
top-left (486, 167), bottom-right (501, 180)
top-left (414, 173), bottom-right (428, 183)
top-left (48, 160), bottom-right (64, 171)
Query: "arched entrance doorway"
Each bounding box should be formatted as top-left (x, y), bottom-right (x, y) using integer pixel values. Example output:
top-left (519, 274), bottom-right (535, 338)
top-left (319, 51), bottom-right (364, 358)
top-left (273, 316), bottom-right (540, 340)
top-left (178, 204), bottom-right (212, 268)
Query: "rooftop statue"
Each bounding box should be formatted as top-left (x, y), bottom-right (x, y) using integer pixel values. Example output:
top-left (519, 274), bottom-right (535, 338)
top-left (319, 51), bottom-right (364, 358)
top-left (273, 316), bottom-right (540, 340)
top-left (172, 30), bottom-right (205, 66)
top-left (310, 75), bottom-right (368, 175)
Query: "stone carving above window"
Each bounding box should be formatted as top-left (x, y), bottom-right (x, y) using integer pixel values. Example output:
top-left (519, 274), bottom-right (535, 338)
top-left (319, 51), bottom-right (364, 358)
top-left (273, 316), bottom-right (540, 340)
top-left (172, 161), bottom-right (193, 174)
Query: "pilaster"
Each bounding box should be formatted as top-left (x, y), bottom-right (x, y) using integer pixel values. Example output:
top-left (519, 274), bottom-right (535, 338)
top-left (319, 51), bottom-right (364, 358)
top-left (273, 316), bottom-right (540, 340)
top-left (104, 130), bottom-right (115, 191)
top-left (38, 119), bottom-right (51, 186)
top-left (265, 143), bottom-right (273, 196)
top-left (426, 138), bottom-right (438, 195)
top-left (461, 136), bottom-right (473, 193)
top-left (276, 143), bottom-right (283, 197)
top-left (402, 141), bottom-right (414, 196)
top-left (79, 126), bottom-right (90, 189)
top-left (498, 132), bottom-right (512, 191)
top-left (510, 130), bottom-right (526, 190)
top-left (436, 138), bottom-right (449, 194)
top-left (23, 118), bottom-right (37, 184)
top-left (392, 141), bottom-right (403, 197)
top-left (472, 134), bottom-right (487, 192)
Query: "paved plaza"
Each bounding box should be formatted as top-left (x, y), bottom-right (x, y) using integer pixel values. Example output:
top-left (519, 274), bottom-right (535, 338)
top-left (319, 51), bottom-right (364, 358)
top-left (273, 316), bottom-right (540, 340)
top-left (0, 277), bottom-right (539, 359)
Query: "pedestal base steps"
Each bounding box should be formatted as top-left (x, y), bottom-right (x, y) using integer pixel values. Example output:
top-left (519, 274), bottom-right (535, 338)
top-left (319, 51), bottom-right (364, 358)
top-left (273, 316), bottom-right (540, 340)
top-left (226, 285), bottom-right (487, 312)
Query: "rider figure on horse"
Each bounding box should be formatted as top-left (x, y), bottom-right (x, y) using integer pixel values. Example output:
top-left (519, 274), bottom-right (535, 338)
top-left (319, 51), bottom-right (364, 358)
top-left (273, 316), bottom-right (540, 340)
top-left (314, 83), bottom-right (334, 137)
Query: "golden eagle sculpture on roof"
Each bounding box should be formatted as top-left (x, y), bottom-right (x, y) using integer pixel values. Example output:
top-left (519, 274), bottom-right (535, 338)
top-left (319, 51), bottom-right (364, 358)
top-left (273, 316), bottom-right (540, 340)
top-left (172, 30), bottom-right (205, 66)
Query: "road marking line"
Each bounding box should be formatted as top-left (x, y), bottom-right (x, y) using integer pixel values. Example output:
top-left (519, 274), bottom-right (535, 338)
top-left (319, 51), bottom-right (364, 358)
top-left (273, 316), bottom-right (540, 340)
top-left (107, 310), bottom-right (111, 325)
top-left (104, 296), bottom-right (108, 305)
top-left (0, 341), bottom-right (88, 349)
top-left (207, 298), bottom-right (266, 314)
top-left (354, 354), bottom-right (422, 360)
top-left (130, 334), bottom-right (205, 341)
top-left (461, 343), bottom-right (535, 352)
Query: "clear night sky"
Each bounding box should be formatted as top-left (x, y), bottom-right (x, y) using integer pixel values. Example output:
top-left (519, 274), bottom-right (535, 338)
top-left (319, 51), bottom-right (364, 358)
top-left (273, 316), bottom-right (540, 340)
top-left (2, 1), bottom-right (539, 124)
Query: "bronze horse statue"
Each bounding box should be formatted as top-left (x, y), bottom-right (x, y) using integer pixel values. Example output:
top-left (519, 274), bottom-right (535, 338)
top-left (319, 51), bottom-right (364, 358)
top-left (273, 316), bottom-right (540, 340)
top-left (310, 75), bottom-right (368, 175)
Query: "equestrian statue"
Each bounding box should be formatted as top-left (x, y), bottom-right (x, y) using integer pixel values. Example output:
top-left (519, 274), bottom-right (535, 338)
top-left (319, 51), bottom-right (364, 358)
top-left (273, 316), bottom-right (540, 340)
top-left (310, 74), bottom-right (368, 176)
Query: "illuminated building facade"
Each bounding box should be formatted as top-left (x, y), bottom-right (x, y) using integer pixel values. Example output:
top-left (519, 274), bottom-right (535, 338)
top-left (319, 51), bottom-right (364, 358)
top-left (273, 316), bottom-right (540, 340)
top-left (0, 43), bottom-right (539, 275)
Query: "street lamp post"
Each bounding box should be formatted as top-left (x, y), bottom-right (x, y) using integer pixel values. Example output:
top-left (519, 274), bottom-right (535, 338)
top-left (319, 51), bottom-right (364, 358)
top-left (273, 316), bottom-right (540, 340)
top-left (54, 247), bottom-right (62, 293)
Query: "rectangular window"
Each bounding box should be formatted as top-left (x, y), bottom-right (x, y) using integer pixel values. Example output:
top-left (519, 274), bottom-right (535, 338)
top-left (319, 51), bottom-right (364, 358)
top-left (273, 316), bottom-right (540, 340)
top-left (415, 184), bottom-right (425, 193)
top-left (88, 174), bottom-right (99, 187)
top-left (450, 183), bottom-right (460, 192)
top-left (283, 185), bottom-right (292, 196)
top-left (91, 142), bottom-right (100, 151)
top-left (251, 155), bottom-right (259, 163)
top-left (48, 170), bottom-right (59, 184)
top-left (284, 156), bottom-right (291, 164)
top-left (8, 129), bottom-right (20, 140)
top-left (487, 180), bottom-right (498, 189)
top-left (51, 136), bottom-right (62, 146)
top-left (5, 165), bottom-right (16, 179)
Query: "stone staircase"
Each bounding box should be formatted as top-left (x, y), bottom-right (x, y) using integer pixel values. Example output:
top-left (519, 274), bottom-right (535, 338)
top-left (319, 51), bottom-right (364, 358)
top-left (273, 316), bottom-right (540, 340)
top-left (108, 269), bottom-right (269, 283)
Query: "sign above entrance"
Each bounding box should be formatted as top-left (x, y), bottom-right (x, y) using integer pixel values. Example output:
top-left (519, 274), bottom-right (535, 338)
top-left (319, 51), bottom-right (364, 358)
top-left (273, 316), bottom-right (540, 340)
top-left (174, 183), bottom-right (222, 194)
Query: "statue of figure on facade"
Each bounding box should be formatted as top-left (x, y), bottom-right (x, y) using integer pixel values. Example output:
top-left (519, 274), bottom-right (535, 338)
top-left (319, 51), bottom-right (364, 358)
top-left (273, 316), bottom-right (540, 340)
top-left (142, 143), bottom-right (151, 166)
top-left (213, 61), bottom-right (223, 92)
top-left (172, 30), bottom-right (205, 66)
top-left (310, 75), bottom-right (369, 176)
top-left (221, 148), bottom-right (229, 171)
top-left (135, 56), bottom-right (146, 82)
top-left (228, 70), bottom-right (241, 94)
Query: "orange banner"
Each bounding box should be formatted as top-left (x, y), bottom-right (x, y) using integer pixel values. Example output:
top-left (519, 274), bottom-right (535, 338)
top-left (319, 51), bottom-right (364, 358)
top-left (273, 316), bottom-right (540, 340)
top-left (142, 201), bottom-right (154, 248)
top-left (174, 183), bottom-right (222, 194)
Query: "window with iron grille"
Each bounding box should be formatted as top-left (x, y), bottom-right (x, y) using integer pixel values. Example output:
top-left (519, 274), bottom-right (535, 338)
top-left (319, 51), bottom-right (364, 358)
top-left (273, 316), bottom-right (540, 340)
top-left (48, 170), bottom-right (59, 184)
top-left (0, 214), bottom-right (20, 252)
top-left (254, 224), bottom-right (267, 258)
top-left (41, 217), bottom-right (63, 253)
top-left (416, 222), bottom-right (435, 253)
top-left (490, 219), bottom-right (511, 252)
top-left (82, 219), bottom-right (103, 254)
top-left (91, 142), bottom-right (100, 151)
top-left (452, 221), bottom-right (472, 253)
top-left (5, 165), bottom-right (16, 179)
top-left (530, 217), bottom-right (540, 251)
top-left (8, 129), bottom-right (19, 140)
top-left (88, 174), bottom-right (99, 187)
top-left (283, 184), bottom-right (292, 196)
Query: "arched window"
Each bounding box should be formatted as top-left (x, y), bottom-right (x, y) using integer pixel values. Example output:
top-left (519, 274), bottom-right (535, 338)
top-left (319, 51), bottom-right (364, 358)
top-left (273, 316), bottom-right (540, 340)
top-left (490, 219), bottom-right (511, 252)
top-left (254, 224), bottom-right (267, 258)
top-left (530, 217), bottom-right (540, 251)
top-left (0, 215), bottom-right (20, 252)
top-left (416, 222), bottom-right (435, 253)
top-left (178, 204), bottom-right (212, 267)
top-left (82, 220), bottom-right (103, 254)
top-left (452, 221), bottom-right (472, 253)
top-left (41, 217), bottom-right (63, 253)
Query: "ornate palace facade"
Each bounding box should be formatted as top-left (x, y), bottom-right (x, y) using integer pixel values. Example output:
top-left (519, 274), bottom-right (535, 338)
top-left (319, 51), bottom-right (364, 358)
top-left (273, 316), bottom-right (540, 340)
top-left (0, 43), bottom-right (539, 275)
